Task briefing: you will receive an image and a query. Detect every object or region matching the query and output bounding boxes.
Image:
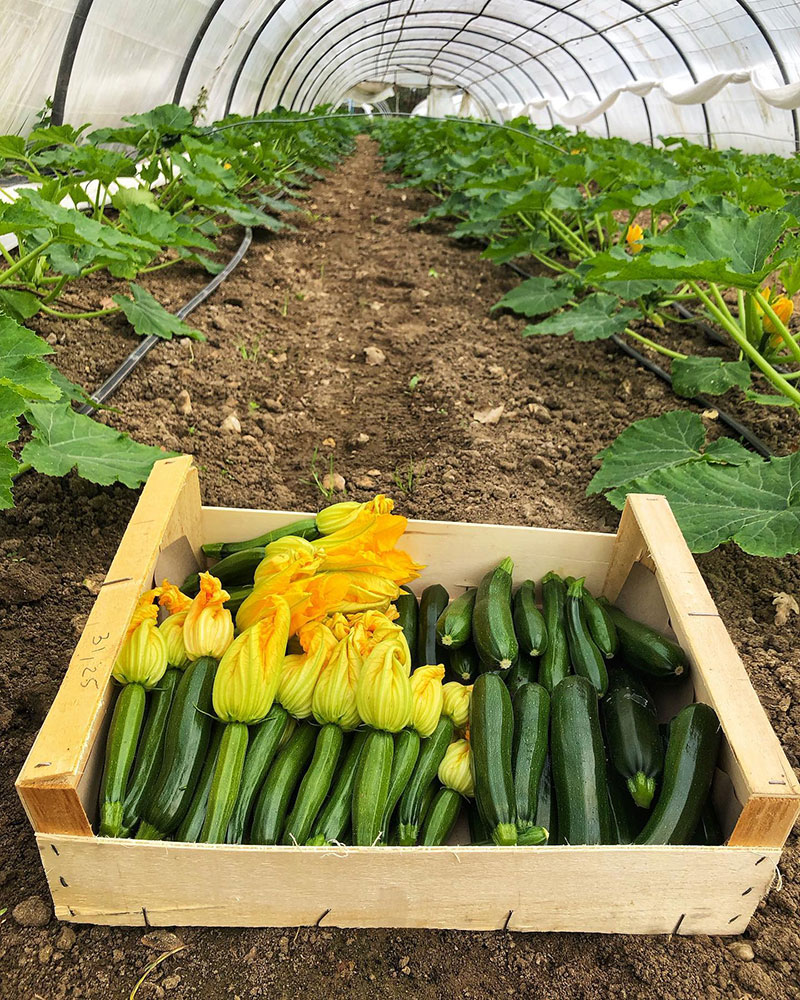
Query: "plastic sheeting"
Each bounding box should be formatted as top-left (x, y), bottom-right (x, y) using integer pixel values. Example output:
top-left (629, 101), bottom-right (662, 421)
top-left (1, 0), bottom-right (799, 152)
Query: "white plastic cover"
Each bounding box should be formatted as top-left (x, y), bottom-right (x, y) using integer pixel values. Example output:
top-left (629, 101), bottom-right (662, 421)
top-left (1, 0), bottom-right (799, 152)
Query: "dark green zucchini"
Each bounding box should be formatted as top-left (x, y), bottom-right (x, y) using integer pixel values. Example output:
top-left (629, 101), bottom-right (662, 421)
top-left (565, 578), bottom-right (608, 696)
top-left (538, 573), bottom-right (570, 693)
top-left (436, 589), bottom-right (477, 648)
top-left (121, 667), bottom-right (180, 835)
top-left (448, 644), bottom-right (479, 683)
top-left (397, 716), bottom-right (454, 845)
top-left (468, 801), bottom-right (491, 844)
top-left (250, 723), bottom-right (317, 845)
top-left (380, 728), bottom-right (421, 838)
top-left (582, 590), bottom-right (618, 658)
top-left (517, 825), bottom-right (549, 845)
top-left (174, 722), bottom-right (224, 842)
top-left (534, 755), bottom-right (557, 844)
top-left (351, 730), bottom-right (394, 846)
top-left (513, 581), bottom-right (548, 657)
top-left (470, 672), bottom-right (517, 845)
top-left (512, 683), bottom-right (550, 835)
top-left (472, 558), bottom-right (518, 672)
top-left (635, 703), bottom-right (720, 845)
top-left (282, 723), bottom-right (344, 845)
top-left (603, 668), bottom-right (663, 809)
top-left (226, 705), bottom-right (290, 844)
top-left (182, 547), bottom-right (264, 596)
top-left (202, 517), bottom-right (320, 560)
top-left (307, 730), bottom-right (368, 845)
top-left (607, 768), bottom-right (646, 844)
top-left (601, 600), bottom-right (688, 680)
top-left (551, 675), bottom-right (613, 845)
top-left (417, 585), bottom-right (449, 666)
top-left (395, 587), bottom-right (419, 669)
top-left (505, 654), bottom-right (537, 698)
top-left (420, 787), bottom-right (462, 845)
top-left (692, 797), bottom-right (723, 846)
top-left (200, 721), bottom-right (250, 843)
top-left (99, 683), bottom-right (147, 837)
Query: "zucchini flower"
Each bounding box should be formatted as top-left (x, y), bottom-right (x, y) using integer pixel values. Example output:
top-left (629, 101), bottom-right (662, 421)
top-left (356, 638), bottom-right (413, 732)
top-left (212, 595), bottom-right (290, 724)
top-left (183, 572), bottom-right (234, 660)
top-left (626, 223), bottom-right (644, 254)
top-left (321, 611), bottom-right (352, 640)
top-left (312, 511), bottom-right (407, 555)
top-left (757, 286), bottom-right (794, 345)
top-left (253, 543), bottom-right (321, 588)
top-left (158, 580), bottom-right (192, 615)
top-left (157, 581), bottom-right (192, 669)
top-left (410, 664), bottom-right (445, 737)
top-left (316, 495), bottom-right (394, 535)
top-left (114, 603), bottom-right (168, 689)
top-left (438, 738), bottom-right (474, 797)
top-left (312, 632), bottom-right (362, 731)
top-left (442, 681), bottom-right (472, 731)
top-left (322, 570), bottom-right (401, 614)
top-left (122, 587), bottom-right (160, 643)
top-left (278, 621), bottom-right (338, 719)
top-left (319, 546), bottom-right (423, 586)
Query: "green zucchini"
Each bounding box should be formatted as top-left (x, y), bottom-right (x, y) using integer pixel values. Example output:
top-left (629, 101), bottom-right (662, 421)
top-left (436, 589), bottom-right (477, 648)
top-left (380, 728), bottom-right (421, 838)
top-left (419, 780), bottom-right (438, 825)
top-left (200, 722), bottom-right (250, 843)
top-left (601, 600), bottom-right (688, 680)
top-left (226, 705), bottom-right (290, 844)
top-left (225, 585), bottom-right (252, 619)
top-left (183, 547), bottom-right (264, 596)
top-left (505, 653), bottom-right (537, 698)
top-left (420, 787), bottom-right (462, 846)
top-left (693, 797), bottom-right (723, 845)
top-left (99, 683), bottom-right (147, 837)
top-left (512, 683), bottom-right (550, 835)
top-left (565, 578), bottom-right (608, 697)
top-left (470, 672), bottom-right (517, 845)
top-left (635, 703), bottom-right (720, 845)
top-left (534, 756), bottom-right (557, 844)
top-left (417, 584), bottom-right (449, 666)
top-left (538, 573), bottom-right (570, 693)
top-left (448, 644), bottom-right (479, 683)
top-left (121, 667), bottom-right (180, 835)
top-left (352, 730), bottom-right (394, 846)
top-left (395, 587), bottom-right (419, 669)
top-left (282, 723), bottom-right (344, 845)
top-left (607, 769), bottom-right (646, 844)
top-left (582, 590), bottom-right (618, 658)
top-left (136, 655), bottom-right (218, 840)
top-left (603, 668), bottom-right (663, 809)
top-left (307, 730), bottom-right (368, 845)
top-left (517, 825), bottom-right (549, 846)
top-left (397, 716), bottom-right (454, 845)
top-left (202, 517), bottom-right (320, 560)
top-left (174, 723), bottom-right (224, 842)
top-left (250, 723), bottom-right (317, 845)
top-left (551, 675), bottom-right (613, 845)
top-left (513, 581), bottom-right (548, 656)
top-left (472, 558), bottom-right (518, 672)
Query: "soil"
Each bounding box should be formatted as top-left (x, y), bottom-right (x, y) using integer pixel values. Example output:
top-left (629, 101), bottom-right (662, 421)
top-left (2, 135), bottom-right (799, 1000)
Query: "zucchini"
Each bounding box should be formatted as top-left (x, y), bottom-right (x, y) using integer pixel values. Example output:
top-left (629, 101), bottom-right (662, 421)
top-left (395, 587), bottom-right (419, 669)
top-left (202, 517), bottom-right (320, 560)
top-left (582, 590), bottom-right (618, 658)
top-left (468, 801), bottom-right (491, 844)
top-left (226, 705), bottom-right (290, 844)
top-left (551, 675), bottom-right (613, 845)
top-left (397, 716), bottom-right (454, 845)
top-left (517, 825), bottom-right (549, 846)
top-left (121, 667), bottom-right (180, 835)
top-left (183, 547), bottom-right (264, 596)
top-left (419, 779), bottom-right (438, 825)
top-left (225, 585), bottom-right (252, 619)
top-left (98, 683), bottom-right (146, 837)
top-left (420, 787), bottom-right (462, 846)
top-left (472, 558), bottom-right (518, 671)
top-left (351, 730), bottom-right (394, 846)
top-left (607, 769), bottom-right (646, 844)
top-left (250, 723), bottom-right (317, 845)
top-left (448, 644), bottom-right (479, 683)
top-left (136, 655), bottom-right (218, 840)
top-left (282, 723), bottom-right (344, 845)
top-left (534, 755), bottom-right (557, 844)
top-left (417, 585), bottom-right (449, 666)
top-left (693, 797), bottom-right (723, 846)
top-left (635, 703), bottom-right (720, 845)
top-left (601, 601), bottom-right (688, 680)
top-left (565, 578), bottom-right (608, 697)
top-left (513, 581), bottom-right (548, 656)
top-left (512, 683), bottom-right (550, 835)
top-left (470, 673), bottom-right (517, 845)
top-left (174, 723), bottom-right (224, 842)
top-left (380, 728), bottom-right (421, 838)
top-left (505, 653), bottom-right (537, 699)
top-left (538, 573), bottom-right (570, 693)
top-left (200, 722), bottom-right (249, 843)
top-left (436, 589), bottom-right (477, 648)
top-left (603, 668), bottom-right (663, 809)
top-left (307, 730), bottom-right (368, 845)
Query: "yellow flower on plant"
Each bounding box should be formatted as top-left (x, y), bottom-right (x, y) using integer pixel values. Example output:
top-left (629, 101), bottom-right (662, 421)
top-left (409, 664), bottom-right (445, 737)
top-left (626, 223), bottom-right (644, 255)
top-left (438, 738), bottom-right (474, 797)
top-left (356, 638), bottom-right (413, 732)
top-left (757, 286), bottom-right (794, 339)
top-left (183, 572), bottom-right (234, 660)
top-left (278, 620), bottom-right (338, 719)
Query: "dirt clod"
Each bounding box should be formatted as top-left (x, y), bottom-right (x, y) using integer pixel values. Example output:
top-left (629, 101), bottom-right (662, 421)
top-left (12, 896), bottom-right (51, 928)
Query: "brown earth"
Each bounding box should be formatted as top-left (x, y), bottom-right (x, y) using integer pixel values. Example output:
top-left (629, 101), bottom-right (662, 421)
top-left (1, 135), bottom-right (799, 1000)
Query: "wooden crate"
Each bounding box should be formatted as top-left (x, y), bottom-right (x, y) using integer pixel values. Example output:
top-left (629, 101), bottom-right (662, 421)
top-left (16, 456), bottom-right (800, 934)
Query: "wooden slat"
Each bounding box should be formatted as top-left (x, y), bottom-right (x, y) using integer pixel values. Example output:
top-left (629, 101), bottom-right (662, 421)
top-left (38, 835), bottom-right (778, 935)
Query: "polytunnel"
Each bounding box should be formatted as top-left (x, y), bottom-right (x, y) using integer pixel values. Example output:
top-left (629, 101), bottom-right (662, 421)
top-left (2, 0), bottom-right (800, 151)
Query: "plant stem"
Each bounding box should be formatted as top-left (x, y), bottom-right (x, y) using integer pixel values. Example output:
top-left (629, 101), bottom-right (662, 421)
top-left (39, 303), bottom-right (120, 320)
top-left (0, 237), bottom-right (56, 284)
top-left (623, 328), bottom-right (686, 361)
top-left (752, 290), bottom-right (800, 366)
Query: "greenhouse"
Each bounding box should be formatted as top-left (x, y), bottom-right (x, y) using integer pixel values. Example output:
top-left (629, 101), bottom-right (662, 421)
top-left (2, 2), bottom-right (800, 998)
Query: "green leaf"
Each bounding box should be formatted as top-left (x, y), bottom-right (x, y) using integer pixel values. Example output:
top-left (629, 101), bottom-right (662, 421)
top-left (0, 135), bottom-right (26, 161)
top-left (743, 390), bottom-right (796, 407)
top-left (112, 284), bottom-right (205, 341)
top-left (523, 293), bottom-right (638, 342)
top-left (21, 402), bottom-right (177, 489)
top-left (587, 411), bottom-right (706, 495)
top-left (703, 438), bottom-right (754, 465)
top-left (492, 276), bottom-right (574, 317)
top-left (111, 187), bottom-right (158, 212)
top-left (0, 315), bottom-right (60, 401)
top-left (122, 104), bottom-right (193, 134)
top-left (671, 356), bottom-right (751, 397)
top-left (0, 289), bottom-right (42, 321)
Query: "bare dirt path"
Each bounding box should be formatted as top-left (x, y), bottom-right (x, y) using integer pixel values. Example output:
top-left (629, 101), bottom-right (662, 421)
top-left (1, 135), bottom-right (798, 1000)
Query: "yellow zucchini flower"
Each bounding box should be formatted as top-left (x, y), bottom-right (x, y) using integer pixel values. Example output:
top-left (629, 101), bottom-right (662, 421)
top-left (356, 638), bottom-right (413, 732)
top-left (212, 596), bottom-right (290, 723)
top-left (114, 615), bottom-right (168, 688)
top-left (321, 570), bottom-right (401, 614)
top-left (316, 495), bottom-right (395, 535)
top-left (438, 738), bottom-right (474, 797)
top-left (312, 632), bottom-right (362, 731)
top-left (183, 572), bottom-right (234, 660)
top-left (158, 580), bottom-right (192, 615)
top-left (312, 510), bottom-right (407, 555)
top-left (410, 664), bottom-right (445, 737)
top-left (122, 587), bottom-right (160, 644)
top-left (442, 681), bottom-right (472, 731)
top-left (757, 287), bottom-right (794, 344)
top-left (626, 223), bottom-right (644, 254)
top-left (321, 611), bottom-right (352, 640)
top-left (158, 613), bottom-right (190, 669)
top-left (253, 545), bottom-right (321, 588)
top-left (319, 545), bottom-right (423, 586)
top-left (278, 621), bottom-right (338, 719)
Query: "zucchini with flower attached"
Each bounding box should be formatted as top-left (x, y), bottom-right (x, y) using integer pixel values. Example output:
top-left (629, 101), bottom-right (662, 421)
top-left (436, 588), bottom-right (476, 649)
top-left (538, 572), bottom-right (570, 692)
top-left (469, 672), bottom-right (517, 845)
top-left (420, 738), bottom-right (475, 845)
top-left (201, 518), bottom-right (320, 561)
top-left (472, 558), bottom-right (518, 672)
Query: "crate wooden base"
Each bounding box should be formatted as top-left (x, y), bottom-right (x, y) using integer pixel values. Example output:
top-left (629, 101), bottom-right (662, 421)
top-left (17, 456), bottom-right (800, 934)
